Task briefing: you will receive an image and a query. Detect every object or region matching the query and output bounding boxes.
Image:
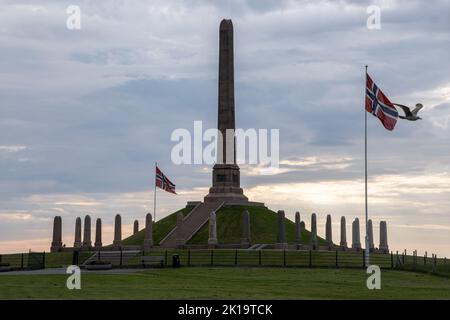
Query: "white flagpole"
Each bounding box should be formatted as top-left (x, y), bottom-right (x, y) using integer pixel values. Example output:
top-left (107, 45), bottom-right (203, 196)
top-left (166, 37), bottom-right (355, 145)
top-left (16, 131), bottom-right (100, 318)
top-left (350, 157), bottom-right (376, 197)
top-left (154, 162), bottom-right (157, 223)
top-left (365, 65), bottom-right (370, 267)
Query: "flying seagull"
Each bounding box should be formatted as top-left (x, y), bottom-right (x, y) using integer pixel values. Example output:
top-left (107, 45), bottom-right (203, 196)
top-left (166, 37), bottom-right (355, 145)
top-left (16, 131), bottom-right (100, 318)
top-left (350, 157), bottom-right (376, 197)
top-left (393, 103), bottom-right (423, 121)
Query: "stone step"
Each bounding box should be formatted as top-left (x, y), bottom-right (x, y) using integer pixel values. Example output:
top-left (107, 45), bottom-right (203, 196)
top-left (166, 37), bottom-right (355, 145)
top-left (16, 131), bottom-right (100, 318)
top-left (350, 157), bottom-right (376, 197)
top-left (159, 202), bottom-right (224, 247)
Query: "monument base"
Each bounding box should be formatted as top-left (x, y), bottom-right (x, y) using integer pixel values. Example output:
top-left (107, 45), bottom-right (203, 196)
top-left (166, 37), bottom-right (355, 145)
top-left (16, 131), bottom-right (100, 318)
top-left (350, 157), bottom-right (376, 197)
top-left (201, 196), bottom-right (266, 207)
top-left (204, 192), bottom-right (249, 204)
top-left (205, 163), bottom-right (249, 204)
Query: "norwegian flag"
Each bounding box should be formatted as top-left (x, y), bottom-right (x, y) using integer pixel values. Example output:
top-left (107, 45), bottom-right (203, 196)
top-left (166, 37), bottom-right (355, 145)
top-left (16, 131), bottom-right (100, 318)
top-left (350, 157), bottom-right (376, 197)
top-left (155, 166), bottom-right (176, 194)
top-left (366, 73), bottom-right (399, 131)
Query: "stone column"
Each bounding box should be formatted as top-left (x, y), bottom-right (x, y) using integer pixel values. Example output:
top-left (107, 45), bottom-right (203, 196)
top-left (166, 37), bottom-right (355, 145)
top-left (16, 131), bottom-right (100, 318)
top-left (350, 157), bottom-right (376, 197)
top-left (113, 214), bottom-right (122, 249)
top-left (94, 218), bottom-right (102, 250)
top-left (175, 211), bottom-right (185, 247)
top-left (241, 210), bottom-right (251, 248)
top-left (340, 216), bottom-right (347, 250)
top-left (367, 219), bottom-right (374, 252)
top-left (294, 211), bottom-right (302, 246)
top-left (275, 210), bottom-right (287, 249)
top-left (204, 19), bottom-right (247, 204)
top-left (379, 221), bottom-right (389, 253)
top-left (208, 211), bottom-right (218, 247)
top-left (50, 216), bottom-right (62, 252)
top-left (310, 213), bottom-right (318, 249)
top-left (143, 213), bottom-right (153, 251)
top-left (73, 217), bottom-right (82, 248)
top-left (216, 19), bottom-right (236, 165)
top-left (82, 214), bottom-right (92, 249)
top-left (325, 214), bottom-right (332, 249)
top-left (133, 220), bottom-right (139, 235)
top-left (352, 218), bottom-right (361, 250)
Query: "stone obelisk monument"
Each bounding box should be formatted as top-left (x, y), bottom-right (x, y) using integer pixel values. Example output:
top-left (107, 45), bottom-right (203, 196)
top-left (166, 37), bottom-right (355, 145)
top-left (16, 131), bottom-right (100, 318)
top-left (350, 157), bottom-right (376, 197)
top-left (50, 216), bottom-right (62, 252)
top-left (160, 20), bottom-right (264, 248)
top-left (204, 19), bottom-right (248, 204)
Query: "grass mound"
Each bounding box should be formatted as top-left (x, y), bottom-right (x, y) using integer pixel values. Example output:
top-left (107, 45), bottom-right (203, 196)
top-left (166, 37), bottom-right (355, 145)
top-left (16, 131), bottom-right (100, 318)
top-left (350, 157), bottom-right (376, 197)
top-left (122, 204), bottom-right (326, 246)
top-left (189, 205), bottom-right (326, 245)
top-left (122, 205), bottom-right (194, 246)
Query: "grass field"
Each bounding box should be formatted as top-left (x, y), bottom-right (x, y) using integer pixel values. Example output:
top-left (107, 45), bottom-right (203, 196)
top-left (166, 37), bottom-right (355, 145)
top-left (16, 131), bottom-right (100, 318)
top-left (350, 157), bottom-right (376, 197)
top-left (0, 267), bottom-right (449, 300)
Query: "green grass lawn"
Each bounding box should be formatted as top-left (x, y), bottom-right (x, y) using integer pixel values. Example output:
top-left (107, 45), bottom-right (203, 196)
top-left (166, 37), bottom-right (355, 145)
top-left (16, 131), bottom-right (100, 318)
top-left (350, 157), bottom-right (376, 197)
top-left (0, 267), bottom-right (448, 300)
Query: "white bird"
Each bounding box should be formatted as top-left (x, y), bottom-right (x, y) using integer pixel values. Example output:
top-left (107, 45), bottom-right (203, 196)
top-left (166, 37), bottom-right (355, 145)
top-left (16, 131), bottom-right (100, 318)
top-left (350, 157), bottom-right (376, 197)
top-left (393, 103), bottom-right (423, 121)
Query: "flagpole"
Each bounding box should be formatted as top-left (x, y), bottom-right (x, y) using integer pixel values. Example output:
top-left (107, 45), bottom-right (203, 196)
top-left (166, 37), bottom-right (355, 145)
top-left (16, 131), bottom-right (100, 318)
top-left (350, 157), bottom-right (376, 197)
top-left (154, 162), bottom-right (157, 223)
top-left (364, 65), bottom-right (369, 267)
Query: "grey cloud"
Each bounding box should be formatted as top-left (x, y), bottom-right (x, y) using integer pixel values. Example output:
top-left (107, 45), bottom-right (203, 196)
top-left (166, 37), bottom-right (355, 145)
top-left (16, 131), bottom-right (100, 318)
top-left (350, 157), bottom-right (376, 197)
top-left (0, 0), bottom-right (449, 255)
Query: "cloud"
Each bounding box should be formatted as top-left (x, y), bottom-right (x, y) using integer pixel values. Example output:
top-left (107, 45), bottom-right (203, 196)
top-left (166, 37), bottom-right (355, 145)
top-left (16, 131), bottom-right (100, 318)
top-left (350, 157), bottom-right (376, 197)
top-left (427, 102), bottom-right (450, 129)
top-left (395, 224), bottom-right (450, 232)
top-left (0, 212), bottom-right (34, 221)
top-left (0, 0), bottom-right (449, 256)
top-left (0, 145), bottom-right (27, 153)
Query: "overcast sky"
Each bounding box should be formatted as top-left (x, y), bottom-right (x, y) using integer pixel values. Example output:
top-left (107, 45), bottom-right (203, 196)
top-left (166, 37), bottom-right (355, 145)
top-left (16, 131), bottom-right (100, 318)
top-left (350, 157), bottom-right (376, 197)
top-left (1, 0), bottom-right (449, 256)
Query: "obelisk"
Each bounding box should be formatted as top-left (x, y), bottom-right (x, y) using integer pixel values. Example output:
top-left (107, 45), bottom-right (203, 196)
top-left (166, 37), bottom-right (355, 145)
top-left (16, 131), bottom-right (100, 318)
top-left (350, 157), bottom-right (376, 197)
top-left (143, 213), bottom-right (153, 251)
top-left (241, 210), bottom-right (251, 247)
top-left (379, 221), bottom-right (389, 253)
top-left (325, 214), bottom-right (332, 249)
top-left (340, 216), bottom-right (347, 249)
top-left (275, 210), bottom-right (287, 249)
top-left (294, 211), bottom-right (302, 245)
top-left (367, 219), bottom-right (374, 251)
top-left (73, 217), bottom-right (82, 248)
top-left (133, 220), bottom-right (139, 235)
top-left (50, 216), bottom-right (62, 252)
top-left (113, 214), bottom-right (122, 249)
top-left (208, 211), bottom-right (218, 247)
top-left (352, 218), bottom-right (361, 250)
top-left (82, 214), bottom-right (92, 248)
top-left (204, 19), bottom-right (248, 204)
top-left (94, 218), bottom-right (102, 249)
top-left (310, 213), bottom-right (318, 249)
